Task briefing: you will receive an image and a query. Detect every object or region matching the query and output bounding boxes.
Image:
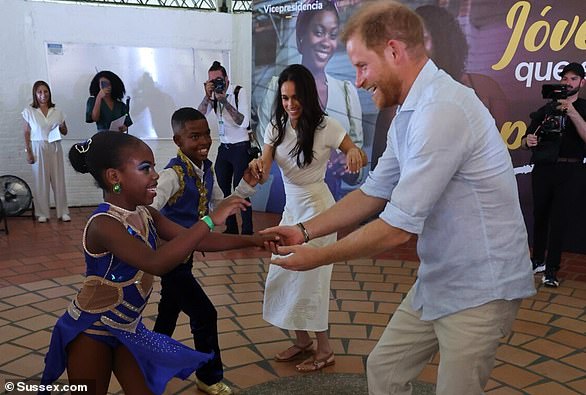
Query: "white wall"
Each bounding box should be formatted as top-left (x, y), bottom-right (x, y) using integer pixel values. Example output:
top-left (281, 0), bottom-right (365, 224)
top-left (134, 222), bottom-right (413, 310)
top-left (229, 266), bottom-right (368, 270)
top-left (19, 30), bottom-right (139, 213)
top-left (0, 0), bottom-right (252, 206)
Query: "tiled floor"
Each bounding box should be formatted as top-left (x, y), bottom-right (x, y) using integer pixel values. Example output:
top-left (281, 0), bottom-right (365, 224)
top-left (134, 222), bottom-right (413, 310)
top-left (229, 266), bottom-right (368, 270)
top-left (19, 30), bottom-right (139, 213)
top-left (0, 208), bottom-right (585, 394)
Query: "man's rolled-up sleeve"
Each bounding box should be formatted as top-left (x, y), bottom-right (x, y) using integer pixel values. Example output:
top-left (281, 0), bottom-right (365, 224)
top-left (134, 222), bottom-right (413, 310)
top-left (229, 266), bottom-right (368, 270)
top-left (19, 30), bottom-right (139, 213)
top-left (360, 129), bottom-right (400, 200)
top-left (376, 103), bottom-right (471, 234)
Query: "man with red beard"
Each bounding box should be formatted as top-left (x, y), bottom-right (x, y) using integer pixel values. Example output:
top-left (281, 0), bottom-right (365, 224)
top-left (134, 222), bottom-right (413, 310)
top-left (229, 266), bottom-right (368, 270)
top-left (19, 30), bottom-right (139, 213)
top-left (260, 1), bottom-right (536, 394)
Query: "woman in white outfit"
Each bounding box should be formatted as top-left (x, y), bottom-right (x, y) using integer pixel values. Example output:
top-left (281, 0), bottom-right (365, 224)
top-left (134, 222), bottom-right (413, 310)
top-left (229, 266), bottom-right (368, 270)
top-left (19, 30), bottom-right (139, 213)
top-left (22, 81), bottom-right (70, 223)
top-left (249, 64), bottom-right (366, 372)
top-left (255, 0), bottom-right (364, 209)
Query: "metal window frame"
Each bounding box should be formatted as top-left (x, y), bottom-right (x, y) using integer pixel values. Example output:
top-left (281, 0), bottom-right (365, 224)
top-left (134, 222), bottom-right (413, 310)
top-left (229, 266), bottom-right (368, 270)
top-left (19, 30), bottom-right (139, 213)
top-left (49, 0), bottom-right (251, 12)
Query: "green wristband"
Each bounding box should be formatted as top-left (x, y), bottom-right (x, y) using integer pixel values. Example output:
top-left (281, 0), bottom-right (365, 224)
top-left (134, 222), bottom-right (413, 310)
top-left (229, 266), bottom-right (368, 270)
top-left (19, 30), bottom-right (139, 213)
top-left (201, 215), bottom-right (215, 231)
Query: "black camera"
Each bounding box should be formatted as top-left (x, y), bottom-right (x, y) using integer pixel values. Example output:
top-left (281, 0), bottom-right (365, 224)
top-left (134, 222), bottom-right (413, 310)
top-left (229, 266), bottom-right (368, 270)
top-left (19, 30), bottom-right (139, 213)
top-left (537, 84), bottom-right (570, 135)
top-left (212, 77), bottom-right (225, 94)
top-left (541, 83), bottom-right (571, 100)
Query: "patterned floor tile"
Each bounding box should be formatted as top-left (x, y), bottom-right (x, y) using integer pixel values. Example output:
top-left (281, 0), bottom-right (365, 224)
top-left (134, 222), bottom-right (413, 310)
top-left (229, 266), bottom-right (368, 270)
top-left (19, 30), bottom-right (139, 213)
top-left (0, 209), bottom-right (584, 394)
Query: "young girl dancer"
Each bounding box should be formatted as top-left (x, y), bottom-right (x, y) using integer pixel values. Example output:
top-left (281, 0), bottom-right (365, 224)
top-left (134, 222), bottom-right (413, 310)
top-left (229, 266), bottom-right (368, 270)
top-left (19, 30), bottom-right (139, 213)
top-left (249, 64), bottom-right (367, 372)
top-left (40, 131), bottom-right (254, 394)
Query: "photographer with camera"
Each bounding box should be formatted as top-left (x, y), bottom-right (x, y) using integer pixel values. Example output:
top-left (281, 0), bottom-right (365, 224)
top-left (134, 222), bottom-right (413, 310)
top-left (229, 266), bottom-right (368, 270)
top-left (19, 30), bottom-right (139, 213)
top-left (198, 61), bottom-right (254, 235)
top-left (521, 62), bottom-right (586, 287)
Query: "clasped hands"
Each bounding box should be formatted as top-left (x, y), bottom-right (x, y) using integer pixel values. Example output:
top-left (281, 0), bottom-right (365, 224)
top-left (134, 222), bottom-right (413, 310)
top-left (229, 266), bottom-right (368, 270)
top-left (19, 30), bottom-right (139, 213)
top-left (248, 157), bottom-right (268, 184)
top-left (240, 164), bottom-right (330, 270)
top-left (258, 223), bottom-right (324, 271)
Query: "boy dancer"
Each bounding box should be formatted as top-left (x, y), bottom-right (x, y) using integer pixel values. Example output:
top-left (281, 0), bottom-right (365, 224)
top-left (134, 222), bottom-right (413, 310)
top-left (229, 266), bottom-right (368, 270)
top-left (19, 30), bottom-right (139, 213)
top-left (151, 107), bottom-right (258, 395)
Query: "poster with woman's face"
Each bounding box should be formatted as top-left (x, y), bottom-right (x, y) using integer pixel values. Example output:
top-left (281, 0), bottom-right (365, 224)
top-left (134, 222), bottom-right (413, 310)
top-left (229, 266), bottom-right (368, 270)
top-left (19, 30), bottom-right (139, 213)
top-left (251, 0), bottom-right (380, 212)
top-left (252, 0), bottom-right (377, 138)
top-left (251, 0), bottom-right (586, 244)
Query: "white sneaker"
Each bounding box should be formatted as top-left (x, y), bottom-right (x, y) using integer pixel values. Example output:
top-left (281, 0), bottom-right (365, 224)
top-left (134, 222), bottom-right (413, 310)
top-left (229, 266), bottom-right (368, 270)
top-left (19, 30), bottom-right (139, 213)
top-left (533, 263), bottom-right (546, 274)
top-left (61, 214), bottom-right (71, 222)
top-left (38, 216), bottom-right (48, 223)
top-left (542, 274), bottom-right (560, 288)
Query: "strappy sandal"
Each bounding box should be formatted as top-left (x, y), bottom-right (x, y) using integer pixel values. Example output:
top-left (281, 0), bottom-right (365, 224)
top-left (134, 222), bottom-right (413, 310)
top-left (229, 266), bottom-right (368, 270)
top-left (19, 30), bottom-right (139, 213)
top-left (274, 341), bottom-right (314, 362)
top-left (296, 352), bottom-right (335, 372)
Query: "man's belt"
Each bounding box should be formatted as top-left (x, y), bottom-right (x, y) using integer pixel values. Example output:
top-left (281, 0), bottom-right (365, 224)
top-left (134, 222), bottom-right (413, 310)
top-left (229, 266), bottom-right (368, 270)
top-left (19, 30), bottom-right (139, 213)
top-left (220, 141), bottom-right (249, 148)
top-left (556, 157), bottom-right (583, 163)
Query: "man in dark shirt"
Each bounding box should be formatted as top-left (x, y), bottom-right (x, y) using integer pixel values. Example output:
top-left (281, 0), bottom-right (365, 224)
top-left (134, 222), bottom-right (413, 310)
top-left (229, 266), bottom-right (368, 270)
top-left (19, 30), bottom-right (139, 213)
top-left (521, 62), bottom-right (586, 287)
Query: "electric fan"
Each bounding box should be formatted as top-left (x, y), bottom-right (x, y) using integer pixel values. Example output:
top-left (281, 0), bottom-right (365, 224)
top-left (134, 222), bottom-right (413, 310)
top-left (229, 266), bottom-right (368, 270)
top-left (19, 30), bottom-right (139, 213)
top-left (0, 175), bottom-right (33, 216)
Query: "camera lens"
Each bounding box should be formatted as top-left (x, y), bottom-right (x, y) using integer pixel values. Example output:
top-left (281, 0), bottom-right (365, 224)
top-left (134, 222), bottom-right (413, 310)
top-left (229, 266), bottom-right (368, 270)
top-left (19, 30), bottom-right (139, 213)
top-left (213, 77), bottom-right (225, 93)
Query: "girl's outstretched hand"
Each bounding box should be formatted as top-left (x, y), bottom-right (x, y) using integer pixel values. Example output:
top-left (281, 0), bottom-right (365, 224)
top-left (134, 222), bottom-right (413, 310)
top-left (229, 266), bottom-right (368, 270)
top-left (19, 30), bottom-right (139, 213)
top-left (209, 196), bottom-right (251, 226)
top-left (247, 233), bottom-right (281, 248)
top-left (259, 225), bottom-right (305, 252)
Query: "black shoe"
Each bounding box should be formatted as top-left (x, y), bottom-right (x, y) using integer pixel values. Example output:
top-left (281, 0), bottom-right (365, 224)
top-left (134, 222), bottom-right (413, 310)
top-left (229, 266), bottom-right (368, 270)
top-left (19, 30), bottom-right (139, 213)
top-left (531, 258), bottom-right (545, 274)
top-left (542, 272), bottom-right (559, 288)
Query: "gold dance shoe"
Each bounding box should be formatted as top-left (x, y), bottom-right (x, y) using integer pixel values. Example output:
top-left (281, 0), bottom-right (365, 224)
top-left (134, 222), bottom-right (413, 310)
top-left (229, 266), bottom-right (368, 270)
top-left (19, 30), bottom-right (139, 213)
top-left (195, 378), bottom-right (233, 395)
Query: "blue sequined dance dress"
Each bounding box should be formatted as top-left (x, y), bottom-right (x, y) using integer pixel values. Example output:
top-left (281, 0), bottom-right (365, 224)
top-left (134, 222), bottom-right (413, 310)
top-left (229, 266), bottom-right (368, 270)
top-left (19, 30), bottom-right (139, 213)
top-left (40, 203), bottom-right (213, 394)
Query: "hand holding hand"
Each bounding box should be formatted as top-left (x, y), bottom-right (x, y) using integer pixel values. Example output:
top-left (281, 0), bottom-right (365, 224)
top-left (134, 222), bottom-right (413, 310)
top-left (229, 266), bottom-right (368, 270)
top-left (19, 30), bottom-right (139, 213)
top-left (248, 158), bottom-right (265, 182)
top-left (247, 233), bottom-right (281, 248)
top-left (270, 244), bottom-right (323, 271)
top-left (259, 224), bottom-right (305, 248)
top-left (209, 196), bottom-right (251, 226)
top-left (242, 167), bottom-right (259, 187)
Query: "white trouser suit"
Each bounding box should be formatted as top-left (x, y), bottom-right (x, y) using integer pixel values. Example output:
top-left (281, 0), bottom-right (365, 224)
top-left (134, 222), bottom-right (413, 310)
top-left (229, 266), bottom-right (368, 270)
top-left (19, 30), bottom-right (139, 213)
top-left (31, 140), bottom-right (69, 219)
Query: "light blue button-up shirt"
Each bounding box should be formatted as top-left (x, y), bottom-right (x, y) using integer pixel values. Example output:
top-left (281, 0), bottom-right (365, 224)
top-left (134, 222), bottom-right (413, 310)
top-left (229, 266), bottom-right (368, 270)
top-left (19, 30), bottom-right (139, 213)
top-left (361, 60), bottom-right (535, 320)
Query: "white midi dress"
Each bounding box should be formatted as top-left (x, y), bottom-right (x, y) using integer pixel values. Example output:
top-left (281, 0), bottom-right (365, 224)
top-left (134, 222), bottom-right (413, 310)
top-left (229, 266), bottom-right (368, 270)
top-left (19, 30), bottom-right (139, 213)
top-left (263, 116), bottom-right (346, 331)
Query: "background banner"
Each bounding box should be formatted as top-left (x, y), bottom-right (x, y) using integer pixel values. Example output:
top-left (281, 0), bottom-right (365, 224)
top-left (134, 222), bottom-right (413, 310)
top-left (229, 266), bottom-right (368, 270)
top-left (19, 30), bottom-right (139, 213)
top-left (250, 0), bottom-right (585, 252)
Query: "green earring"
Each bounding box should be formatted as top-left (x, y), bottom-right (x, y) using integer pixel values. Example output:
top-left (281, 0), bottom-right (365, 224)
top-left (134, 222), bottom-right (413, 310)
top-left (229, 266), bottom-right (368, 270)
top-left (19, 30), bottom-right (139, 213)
top-left (113, 183), bottom-right (122, 194)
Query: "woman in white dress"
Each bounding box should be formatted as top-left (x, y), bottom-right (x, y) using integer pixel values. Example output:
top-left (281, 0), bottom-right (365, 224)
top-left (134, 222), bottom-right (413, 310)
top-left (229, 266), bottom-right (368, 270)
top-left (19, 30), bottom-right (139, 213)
top-left (249, 64), bottom-right (367, 372)
top-left (22, 80), bottom-right (70, 223)
top-left (255, 0), bottom-right (364, 210)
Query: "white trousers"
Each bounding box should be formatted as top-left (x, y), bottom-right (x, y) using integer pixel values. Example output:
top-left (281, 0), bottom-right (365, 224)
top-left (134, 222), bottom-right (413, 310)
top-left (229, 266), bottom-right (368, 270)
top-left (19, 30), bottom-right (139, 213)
top-left (367, 288), bottom-right (521, 395)
top-left (30, 140), bottom-right (69, 219)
